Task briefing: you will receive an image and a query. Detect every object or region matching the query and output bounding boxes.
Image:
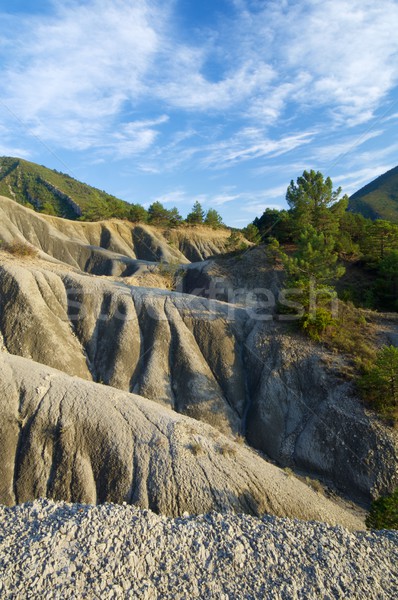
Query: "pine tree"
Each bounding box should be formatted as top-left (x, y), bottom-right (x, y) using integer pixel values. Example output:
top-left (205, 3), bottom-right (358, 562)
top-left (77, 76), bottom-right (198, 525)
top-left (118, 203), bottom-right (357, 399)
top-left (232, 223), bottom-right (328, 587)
top-left (242, 223), bottom-right (261, 243)
top-left (275, 227), bottom-right (345, 334)
top-left (148, 202), bottom-right (182, 226)
top-left (377, 250), bottom-right (398, 302)
top-left (282, 226), bottom-right (345, 288)
top-left (253, 208), bottom-right (293, 242)
top-left (186, 201), bottom-right (205, 225)
top-left (168, 207), bottom-right (183, 226)
top-left (147, 201), bottom-right (167, 224)
top-left (360, 220), bottom-right (398, 263)
top-left (204, 208), bottom-right (223, 229)
top-left (360, 345), bottom-right (398, 414)
top-left (128, 203), bottom-right (148, 223)
top-left (286, 170), bottom-right (348, 238)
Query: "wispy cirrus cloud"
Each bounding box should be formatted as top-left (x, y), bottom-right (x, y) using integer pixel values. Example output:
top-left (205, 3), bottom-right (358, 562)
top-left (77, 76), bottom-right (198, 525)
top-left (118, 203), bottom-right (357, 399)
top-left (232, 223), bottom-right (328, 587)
top-left (238, 0), bottom-right (398, 125)
top-left (0, 0), bottom-right (398, 225)
top-left (202, 130), bottom-right (315, 169)
top-left (0, 0), bottom-right (167, 150)
top-left (103, 115), bottom-right (169, 158)
top-left (309, 130), bottom-right (385, 165)
top-left (2, 0), bottom-right (398, 154)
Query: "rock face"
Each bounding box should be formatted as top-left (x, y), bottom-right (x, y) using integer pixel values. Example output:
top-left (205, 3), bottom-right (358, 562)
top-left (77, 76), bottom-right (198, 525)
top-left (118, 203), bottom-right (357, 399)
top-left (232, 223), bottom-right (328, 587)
top-left (0, 195), bottom-right (230, 274)
top-left (165, 227), bottom-right (232, 262)
top-left (0, 260), bottom-right (244, 434)
top-left (0, 254), bottom-right (397, 504)
top-left (0, 352), bottom-right (364, 527)
top-left (0, 500), bottom-right (397, 599)
top-left (244, 326), bottom-right (398, 502)
top-left (0, 194), bottom-right (397, 513)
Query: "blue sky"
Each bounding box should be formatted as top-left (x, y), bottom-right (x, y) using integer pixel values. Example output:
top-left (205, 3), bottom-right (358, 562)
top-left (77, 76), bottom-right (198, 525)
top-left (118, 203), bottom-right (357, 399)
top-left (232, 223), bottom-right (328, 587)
top-left (1, 0), bottom-right (398, 226)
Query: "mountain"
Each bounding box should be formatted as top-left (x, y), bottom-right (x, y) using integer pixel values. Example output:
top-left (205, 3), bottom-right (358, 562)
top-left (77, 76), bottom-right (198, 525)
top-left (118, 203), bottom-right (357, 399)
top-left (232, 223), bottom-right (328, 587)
top-left (348, 165), bottom-right (398, 221)
top-left (0, 156), bottom-right (134, 220)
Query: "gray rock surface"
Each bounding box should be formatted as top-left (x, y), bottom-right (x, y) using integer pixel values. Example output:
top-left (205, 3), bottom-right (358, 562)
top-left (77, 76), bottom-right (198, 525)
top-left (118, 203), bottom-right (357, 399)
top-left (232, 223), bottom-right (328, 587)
top-left (0, 195), bottom-right (231, 274)
top-left (0, 499), bottom-right (397, 599)
top-left (0, 255), bottom-right (397, 503)
top-left (0, 351), bottom-right (364, 528)
top-left (1, 193), bottom-right (398, 508)
top-left (245, 324), bottom-right (398, 502)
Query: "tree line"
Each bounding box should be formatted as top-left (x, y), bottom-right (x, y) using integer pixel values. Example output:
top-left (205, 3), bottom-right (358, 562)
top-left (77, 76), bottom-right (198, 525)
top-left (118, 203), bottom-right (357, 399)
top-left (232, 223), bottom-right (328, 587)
top-left (81, 199), bottom-right (224, 229)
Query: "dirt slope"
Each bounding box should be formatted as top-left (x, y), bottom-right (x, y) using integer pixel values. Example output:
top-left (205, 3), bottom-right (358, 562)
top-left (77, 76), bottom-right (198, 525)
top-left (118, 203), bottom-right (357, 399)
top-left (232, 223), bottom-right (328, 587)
top-left (0, 195), bottom-right (231, 274)
top-left (0, 253), bottom-right (397, 503)
top-left (0, 351), bottom-right (364, 527)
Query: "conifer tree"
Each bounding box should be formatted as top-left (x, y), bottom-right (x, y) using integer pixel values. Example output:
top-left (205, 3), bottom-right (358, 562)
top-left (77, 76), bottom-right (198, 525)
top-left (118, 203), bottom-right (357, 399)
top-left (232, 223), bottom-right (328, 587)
top-left (360, 345), bottom-right (398, 414)
top-left (186, 201), bottom-right (205, 225)
top-left (148, 202), bottom-right (182, 226)
top-left (242, 223), bottom-right (261, 243)
top-left (204, 208), bottom-right (223, 229)
top-left (286, 170), bottom-right (348, 237)
top-left (283, 226), bottom-right (345, 288)
top-left (276, 226), bottom-right (345, 333)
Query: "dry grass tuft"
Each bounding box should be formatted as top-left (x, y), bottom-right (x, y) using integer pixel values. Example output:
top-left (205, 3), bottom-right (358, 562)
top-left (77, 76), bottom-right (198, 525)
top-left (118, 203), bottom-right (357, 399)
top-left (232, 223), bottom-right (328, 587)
top-left (1, 240), bottom-right (38, 258)
top-left (312, 301), bottom-right (377, 375)
top-left (234, 434), bottom-right (246, 445)
top-left (218, 444), bottom-right (237, 457)
top-left (305, 476), bottom-right (324, 495)
top-left (189, 441), bottom-right (204, 456)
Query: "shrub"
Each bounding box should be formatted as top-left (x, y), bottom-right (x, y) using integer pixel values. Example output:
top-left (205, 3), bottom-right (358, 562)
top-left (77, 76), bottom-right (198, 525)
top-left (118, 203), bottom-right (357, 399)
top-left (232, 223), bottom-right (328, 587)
top-left (1, 240), bottom-right (38, 258)
top-left (226, 231), bottom-right (244, 251)
top-left (366, 487), bottom-right (398, 530)
top-left (156, 261), bottom-right (184, 290)
top-left (234, 434), bottom-right (245, 445)
top-left (204, 208), bottom-right (223, 229)
top-left (358, 345), bottom-right (398, 420)
top-left (242, 223), bottom-right (261, 244)
top-left (301, 307), bottom-right (336, 341)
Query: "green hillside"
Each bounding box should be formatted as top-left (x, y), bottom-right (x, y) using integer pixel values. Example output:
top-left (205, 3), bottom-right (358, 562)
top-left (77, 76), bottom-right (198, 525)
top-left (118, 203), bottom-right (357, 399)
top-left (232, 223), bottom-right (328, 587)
top-left (0, 156), bottom-right (133, 221)
top-left (348, 165), bottom-right (398, 222)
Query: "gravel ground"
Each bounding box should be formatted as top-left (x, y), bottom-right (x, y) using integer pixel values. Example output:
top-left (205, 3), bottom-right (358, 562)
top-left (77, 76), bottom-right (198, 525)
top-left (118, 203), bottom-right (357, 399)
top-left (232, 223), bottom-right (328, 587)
top-left (0, 499), bottom-right (397, 599)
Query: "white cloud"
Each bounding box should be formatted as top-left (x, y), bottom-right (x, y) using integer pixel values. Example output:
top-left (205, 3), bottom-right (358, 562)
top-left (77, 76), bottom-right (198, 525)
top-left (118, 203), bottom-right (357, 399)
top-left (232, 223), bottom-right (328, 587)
top-left (0, 0), bottom-right (397, 195)
top-left (157, 60), bottom-right (274, 111)
top-left (0, 0), bottom-right (165, 148)
top-left (226, 0), bottom-right (398, 126)
top-left (353, 143), bottom-right (398, 166)
top-left (311, 130), bottom-right (384, 164)
top-left (151, 190), bottom-right (187, 205)
top-left (105, 116), bottom-right (169, 158)
top-left (0, 143), bottom-right (31, 158)
top-left (382, 111), bottom-right (398, 123)
top-left (279, 0), bottom-right (398, 123)
top-left (202, 130), bottom-right (315, 169)
top-left (209, 193), bottom-right (242, 206)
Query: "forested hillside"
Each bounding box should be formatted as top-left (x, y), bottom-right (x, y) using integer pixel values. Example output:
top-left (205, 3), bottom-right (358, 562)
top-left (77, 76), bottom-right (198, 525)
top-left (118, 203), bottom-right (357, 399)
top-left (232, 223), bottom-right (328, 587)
top-left (0, 157), bottom-right (224, 228)
top-left (348, 165), bottom-right (398, 222)
top-left (251, 169), bottom-right (398, 427)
